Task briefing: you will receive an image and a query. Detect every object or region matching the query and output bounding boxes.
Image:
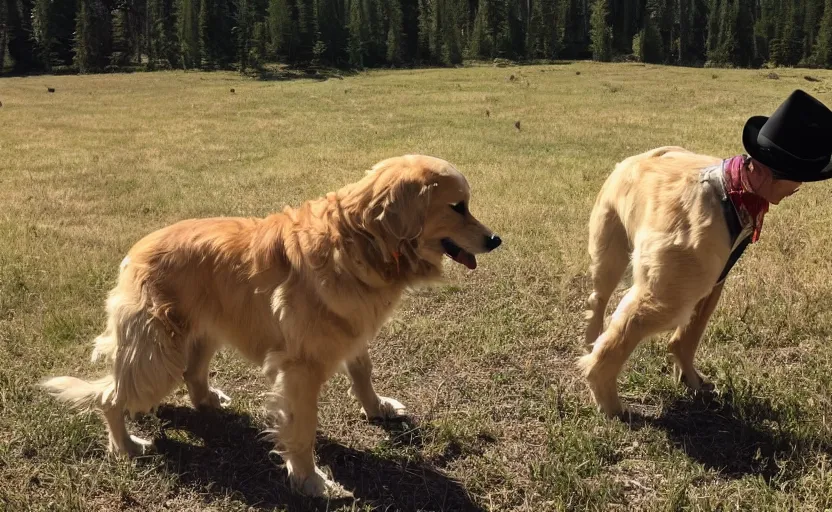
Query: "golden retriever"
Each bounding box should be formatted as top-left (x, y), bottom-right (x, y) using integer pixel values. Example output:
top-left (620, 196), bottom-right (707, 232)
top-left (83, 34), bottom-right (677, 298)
top-left (43, 154), bottom-right (501, 497)
top-left (578, 147), bottom-right (738, 417)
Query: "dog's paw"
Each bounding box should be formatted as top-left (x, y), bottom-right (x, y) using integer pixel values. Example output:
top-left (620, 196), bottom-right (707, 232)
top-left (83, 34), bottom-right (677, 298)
top-left (207, 387), bottom-right (232, 408)
top-left (195, 387), bottom-right (232, 410)
top-left (110, 436), bottom-right (154, 458)
top-left (129, 435), bottom-right (154, 456)
top-left (294, 467), bottom-right (353, 499)
top-left (675, 367), bottom-right (714, 393)
top-left (363, 396), bottom-right (407, 421)
top-left (597, 402), bottom-right (626, 419)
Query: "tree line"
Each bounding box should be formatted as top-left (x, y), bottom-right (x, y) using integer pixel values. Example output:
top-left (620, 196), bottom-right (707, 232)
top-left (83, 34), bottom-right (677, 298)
top-left (2, 0), bottom-right (832, 74)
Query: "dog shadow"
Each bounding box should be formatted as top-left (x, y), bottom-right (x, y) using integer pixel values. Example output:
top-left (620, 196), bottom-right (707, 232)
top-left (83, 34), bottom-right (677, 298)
top-left (149, 405), bottom-right (484, 511)
top-left (627, 389), bottom-right (831, 483)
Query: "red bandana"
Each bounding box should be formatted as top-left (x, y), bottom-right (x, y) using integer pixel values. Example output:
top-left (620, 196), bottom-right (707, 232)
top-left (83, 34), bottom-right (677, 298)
top-left (723, 155), bottom-right (770, 243)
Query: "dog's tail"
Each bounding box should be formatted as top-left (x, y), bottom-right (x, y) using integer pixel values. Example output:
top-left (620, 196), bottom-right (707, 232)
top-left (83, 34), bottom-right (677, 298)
top-left (41, 375), bottom-right (115, 411)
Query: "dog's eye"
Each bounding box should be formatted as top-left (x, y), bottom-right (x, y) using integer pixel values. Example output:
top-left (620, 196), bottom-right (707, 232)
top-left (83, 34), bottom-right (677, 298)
top-left (450, 202), bottom-right (467, 215)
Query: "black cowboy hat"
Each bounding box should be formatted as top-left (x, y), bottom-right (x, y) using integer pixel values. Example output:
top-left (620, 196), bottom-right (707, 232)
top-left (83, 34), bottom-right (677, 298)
top-left (742, 89), bottom-right (832, 182)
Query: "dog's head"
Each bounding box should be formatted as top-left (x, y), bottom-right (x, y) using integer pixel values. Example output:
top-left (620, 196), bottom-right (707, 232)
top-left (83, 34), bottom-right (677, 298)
top-left (343, 155), bottom-right (501, 279)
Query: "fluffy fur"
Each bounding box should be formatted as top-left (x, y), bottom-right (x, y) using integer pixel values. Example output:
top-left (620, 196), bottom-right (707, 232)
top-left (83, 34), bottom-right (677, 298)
top-left (43, 155), bottom-right (500, 497)
top-left (578, 147), bottom-right (734, 417)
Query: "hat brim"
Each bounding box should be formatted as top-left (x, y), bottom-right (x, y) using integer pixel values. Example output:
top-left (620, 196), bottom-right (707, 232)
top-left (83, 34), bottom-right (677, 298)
top-left (742, 115), bottom-right (832, 182)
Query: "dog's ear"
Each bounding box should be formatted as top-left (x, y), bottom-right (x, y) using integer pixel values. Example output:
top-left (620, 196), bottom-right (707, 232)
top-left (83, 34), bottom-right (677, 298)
top-left (374, 178), bottom-right (434, 243)
top-left (342, 158), bottom-right (436, 268)
top-left (356, 174), bottom-right (435, 265)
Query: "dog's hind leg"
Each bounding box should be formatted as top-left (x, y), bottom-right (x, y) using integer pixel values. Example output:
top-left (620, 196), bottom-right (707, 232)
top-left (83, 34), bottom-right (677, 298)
top-left (43, 374), bottom-right (151, 457)
top-left (578, 286), bottom-right (686, 417)
top-left (585, 205), bottom-right (629, 348)
top-left (104, 405), bottom-right (153, 456)
top-left (346, 348), bottom-right (406, 420)
top-left (107, 299), bottom-right (188, 453)
top-left (184, 339), bottom-right (230, 410)
top-left (580, 236), bottom-right (720, 417)
top-left (668, 282), bottom-right (724, 390)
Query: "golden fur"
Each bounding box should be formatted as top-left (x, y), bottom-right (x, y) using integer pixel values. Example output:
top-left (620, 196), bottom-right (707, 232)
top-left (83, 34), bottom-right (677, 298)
top-left (43, 155), bottom-right (500, 497)
top-left (578, 147), bottom-right (735, 417)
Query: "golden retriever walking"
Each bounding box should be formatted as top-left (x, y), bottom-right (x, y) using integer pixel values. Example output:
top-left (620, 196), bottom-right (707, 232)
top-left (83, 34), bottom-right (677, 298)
top-left (579, 91), bottom-right (832, 417)
top-left (579, 147), bottom-right (738, 416)
top-left (43, 155), bottom-right (501, 497)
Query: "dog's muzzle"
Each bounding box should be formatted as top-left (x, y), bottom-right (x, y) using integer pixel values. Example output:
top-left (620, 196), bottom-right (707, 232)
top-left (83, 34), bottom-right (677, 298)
top-left (485, 234), bottom-right (502, 251)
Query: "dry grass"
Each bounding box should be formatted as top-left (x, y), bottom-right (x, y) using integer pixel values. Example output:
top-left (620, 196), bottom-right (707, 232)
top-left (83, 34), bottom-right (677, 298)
top-left (2, 63), bottom-right (832, 511)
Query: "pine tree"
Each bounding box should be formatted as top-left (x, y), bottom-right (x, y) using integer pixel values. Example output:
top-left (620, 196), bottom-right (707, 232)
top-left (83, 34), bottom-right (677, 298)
top-left (347, 0), bottom-right (367, 66)
top-left (148, 0), bottom-right (177, 67)
top-left (706, 0), bottom-right (733, 65)
top-left (314, 0), bottom-right (346, 65)
top-left (647, 0), bottom-right (673, 62)
top-left (439, 0), bottom-right (461, 64)
top-left (609, 0), bottom-right (636, 52)
top-left (527, 0), bottom-right (563, 59)
top-left (526, 0), bottom-right (541, 57)
top-left (561, 0), bottom-right (585, 58)
top-left (706, 0), bottom-right (720, 56)
top-left (386, 0), bottom-right (404, 64)
top-left (200, 0), bottom-right (235, 67)
top-left (814, 0), bottom-right (832, 66)
top-left (267, 0), bottom-right (291, 59)
top-left (494, 0), bottom-right (513, 58)
top-left (0, 0), bottom-right (7, 72)
top-left (74, 0), bottom-right (89, 69)
top-left (417, 0), bottom-right (432, 62)
top-left (803, 0), bottom-right (822, 63)
top-left (112, 0), bottom-right (141, 67)
top-left (589, 0), bottom-right (612, 61)
top-left (178, 0), bottom-right (201, 67)
top-left (534, 0), bottom-right (563, 59)
top-left (469, 0), bottom-right (493, 58)
top-left (361, 0), bottom-right (383, 66)
top-left (295, 0), bottom-right (315, 62)
top-left (734, 0), bottom-right (756, 66)
top-left (688, 0), bottom-right (709, 64)
top-left (74, 0), bottom-right (113, 72)
top-left (253, 20), bottom-right (268, 62)
top-left (504, 0), bottom-right (524, 59)
top-left (310, 0), bottom-right (326, 66)
top-left (634, 12), bottom-right (662, 62)
top-left (678, 0), bottom-right (689, 63)
top-left (32, 0), bottom-right (54, 70)
top-left (772, 2), bottom-right (803, 65)
top-left (6, 0), bottom-right (41, 72)
top-left (146, 0), bottom-right (158, 66)
top-left (429, 0), bottom-right (442, 62)
top-left (53, 0), bottom-right (78, 66)
top-left (236, 0), bottom-right (252, 71)
top-left (199, 0), bottom-right (214, 66)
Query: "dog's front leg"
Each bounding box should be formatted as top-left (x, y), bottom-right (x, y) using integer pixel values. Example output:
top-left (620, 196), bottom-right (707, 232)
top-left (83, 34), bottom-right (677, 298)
top-left (268, 364), bottom-right (351, 498)
top-left (346, 348), bottom-right (406, 420)
top-left (668, 282), bottom-right (725, 390)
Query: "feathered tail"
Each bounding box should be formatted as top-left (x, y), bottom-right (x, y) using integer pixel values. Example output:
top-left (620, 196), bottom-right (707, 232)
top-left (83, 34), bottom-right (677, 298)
top-left (41, 375), bottom-right (115, 411)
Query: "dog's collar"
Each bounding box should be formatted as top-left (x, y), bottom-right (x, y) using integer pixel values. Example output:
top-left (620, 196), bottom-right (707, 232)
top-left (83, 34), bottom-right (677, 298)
top-left (391, 251), bottom-right (401, 273)
top-left (701, 157), bottom-right (771, 284)
top-left (723, 155), bottom-right (770, 243)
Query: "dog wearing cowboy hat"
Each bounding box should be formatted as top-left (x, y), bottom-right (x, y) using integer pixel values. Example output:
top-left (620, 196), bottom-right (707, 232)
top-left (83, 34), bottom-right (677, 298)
top-left (579, 89), bottom-right (832, 417)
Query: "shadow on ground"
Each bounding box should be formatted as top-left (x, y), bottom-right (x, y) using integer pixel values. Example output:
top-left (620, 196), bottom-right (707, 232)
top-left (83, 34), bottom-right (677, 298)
top-left (628, 389), bottom-right (831, 483)
top-left (251, 67), bottom-right (354, 82)
top-left (150, 405), bottom-right (483, 512)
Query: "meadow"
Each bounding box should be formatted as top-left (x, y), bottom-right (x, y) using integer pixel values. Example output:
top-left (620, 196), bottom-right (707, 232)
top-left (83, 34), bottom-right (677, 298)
top-left (3, 62), bottom-right (832, 511)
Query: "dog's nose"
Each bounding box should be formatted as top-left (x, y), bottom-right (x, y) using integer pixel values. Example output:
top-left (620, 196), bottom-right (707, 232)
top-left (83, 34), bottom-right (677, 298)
top-left (484, 234), bottom-right (502, 251)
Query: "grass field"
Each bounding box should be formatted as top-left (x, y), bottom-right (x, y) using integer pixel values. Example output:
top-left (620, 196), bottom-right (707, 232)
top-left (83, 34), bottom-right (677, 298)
top-left (3, 62), bottom-right (832, 511)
